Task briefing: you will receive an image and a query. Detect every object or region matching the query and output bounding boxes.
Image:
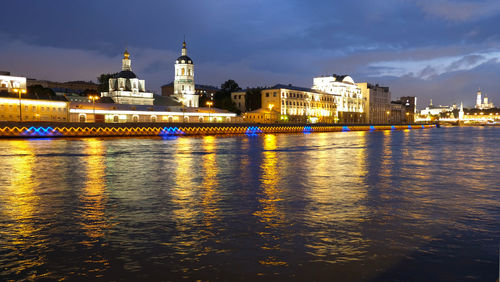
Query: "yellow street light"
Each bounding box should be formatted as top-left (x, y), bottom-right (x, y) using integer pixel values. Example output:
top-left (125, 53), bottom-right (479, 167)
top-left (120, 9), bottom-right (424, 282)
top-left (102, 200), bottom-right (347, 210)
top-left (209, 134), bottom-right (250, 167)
top-left (88, 95), bottom-right (100, 122)
top-left (12, 88), bottom-right (27, 122)
top-left (206, 101), bottom-right (214, 122)
top-left (268, 104), bottom-right (274, 111)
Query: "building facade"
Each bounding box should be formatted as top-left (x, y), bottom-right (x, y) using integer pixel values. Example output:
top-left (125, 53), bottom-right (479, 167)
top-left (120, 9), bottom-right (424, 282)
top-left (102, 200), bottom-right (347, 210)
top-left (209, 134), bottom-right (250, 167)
top-left (232, 91), bottom-right (246, 112)
top-left (399, 96), bottom-right (417, 124)
top-left (173, 41), bottom-right (198, 107)
top-left (390, 101), bottom-right (406, 124)
top-left (312, 75), bottom-right (365, 123)
top-left (0, 97), bottom-right (68, 122)
top-left (357, 83), bottom-right (391, 124)
top-left (101, 50), bottom-right (154, 105)
top-left (259, 84), bottom-right (338, 123)
top-left (69, 102), bottom-right (237, 123)
top-left (0, 73), bottom-right (27, 93)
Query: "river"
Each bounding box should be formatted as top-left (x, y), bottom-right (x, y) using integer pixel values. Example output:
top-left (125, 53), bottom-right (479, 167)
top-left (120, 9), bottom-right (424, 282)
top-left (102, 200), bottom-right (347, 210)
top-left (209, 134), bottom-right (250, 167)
top-left (0, 127), bottom-right (498, 281)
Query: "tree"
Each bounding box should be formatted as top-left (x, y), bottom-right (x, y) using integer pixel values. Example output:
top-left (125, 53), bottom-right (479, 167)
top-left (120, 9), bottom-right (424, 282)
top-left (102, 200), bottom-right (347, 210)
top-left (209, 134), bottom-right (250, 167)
top-left (97, 73), bottom-right (118, 92)
top-left (212, 79), bottom-right (242, 113)
top-left (245, 87), bottom-right (263, 112)
top-left (27, 85), bottom-right (56, 99)
top-left (220, 79), bottom-right (241, 93)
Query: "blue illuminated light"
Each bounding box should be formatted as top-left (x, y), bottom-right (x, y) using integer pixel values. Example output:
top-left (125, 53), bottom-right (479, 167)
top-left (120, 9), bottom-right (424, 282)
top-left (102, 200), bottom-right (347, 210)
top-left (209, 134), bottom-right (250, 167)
top-left (159, 127), bottom-right (184, 136)
top-left (342, 126), bottom-right (350, 132)
top-left (369, 126), bottom-right (376, 131)
top-left (22, 126), bottom-right (61, 137)
top-left (245, 126), bottom-right (263, 135)
top-left (303, 126), bottom-right (313, 133)
top-left (391, 125), bottom-right (396, 130)
top-left (408, 125), bottom-right (412, 129)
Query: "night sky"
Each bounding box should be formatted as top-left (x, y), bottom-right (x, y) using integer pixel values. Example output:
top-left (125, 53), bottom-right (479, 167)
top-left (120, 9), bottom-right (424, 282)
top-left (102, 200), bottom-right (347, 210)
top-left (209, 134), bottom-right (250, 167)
top-left (1, 0), bottom-right (499, 108)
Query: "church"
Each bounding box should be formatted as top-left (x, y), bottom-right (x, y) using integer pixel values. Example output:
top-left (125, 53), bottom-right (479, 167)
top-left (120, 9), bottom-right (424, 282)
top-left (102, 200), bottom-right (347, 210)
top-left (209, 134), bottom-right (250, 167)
top-left (101, 49), bottom-right (154, 105)
top-left (172, 41), bottom-right (198, 107)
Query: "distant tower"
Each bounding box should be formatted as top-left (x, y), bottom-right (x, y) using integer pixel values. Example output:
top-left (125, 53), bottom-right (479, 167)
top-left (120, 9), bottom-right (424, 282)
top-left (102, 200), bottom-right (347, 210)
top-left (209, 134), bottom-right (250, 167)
top-left (475, 88), bottom-right (482, 109)
top-left (173, 40), bottom-right (198, 107)
top-left (459, 102), bottom-right (464, 120)
top-left (429, 99), bottom-right (433, 107)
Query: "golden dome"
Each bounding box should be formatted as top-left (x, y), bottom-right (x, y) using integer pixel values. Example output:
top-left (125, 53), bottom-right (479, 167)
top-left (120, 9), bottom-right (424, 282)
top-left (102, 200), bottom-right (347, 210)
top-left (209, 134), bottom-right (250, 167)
top-left (124, 48), bottom-right (130, 59)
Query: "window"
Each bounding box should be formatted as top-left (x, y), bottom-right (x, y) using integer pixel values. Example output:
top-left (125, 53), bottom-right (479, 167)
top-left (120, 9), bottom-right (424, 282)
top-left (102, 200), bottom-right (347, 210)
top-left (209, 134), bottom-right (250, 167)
top-left (182, 68), bottom-right (185, 75)
top-left (266, 93), bottom-right (269, 97)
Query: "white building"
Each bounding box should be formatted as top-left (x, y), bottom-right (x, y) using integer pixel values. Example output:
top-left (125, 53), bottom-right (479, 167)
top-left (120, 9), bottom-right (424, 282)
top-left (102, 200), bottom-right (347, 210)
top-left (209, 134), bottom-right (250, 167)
top-left (0, 72), bottom-right (27, 92)
top-left (312, 75), bottom-right (365, 123)
top-left (420, 99), bottom-right (454, 116)
top-left (475, 89), bottom-right (494, 109)
top-left (173, 41), bottom-right (198, 107)
top-left (101, 49), bottom-right (154, 105)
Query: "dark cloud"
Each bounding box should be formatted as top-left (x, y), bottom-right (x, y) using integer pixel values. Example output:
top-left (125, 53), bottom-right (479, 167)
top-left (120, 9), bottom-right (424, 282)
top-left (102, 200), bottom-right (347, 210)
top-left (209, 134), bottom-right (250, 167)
top-left (0, 0), bottom-right (499, 108)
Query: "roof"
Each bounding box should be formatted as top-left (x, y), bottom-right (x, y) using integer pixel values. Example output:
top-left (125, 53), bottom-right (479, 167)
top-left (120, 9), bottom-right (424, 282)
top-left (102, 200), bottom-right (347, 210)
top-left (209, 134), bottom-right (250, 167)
top-left (115, 70), bottom-right (137, 79)
top-left (267, 84), bottom-right (331, 95)
top-left (153, 95), bottom-right (182, 107)
top-left (176, 55), bottom-right (193, 64)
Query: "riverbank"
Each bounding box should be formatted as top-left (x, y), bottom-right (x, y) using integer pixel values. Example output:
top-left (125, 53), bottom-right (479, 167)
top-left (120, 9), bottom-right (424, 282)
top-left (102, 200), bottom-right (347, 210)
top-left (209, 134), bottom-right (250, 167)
top-left (0, 122), bottom-right (436, 138)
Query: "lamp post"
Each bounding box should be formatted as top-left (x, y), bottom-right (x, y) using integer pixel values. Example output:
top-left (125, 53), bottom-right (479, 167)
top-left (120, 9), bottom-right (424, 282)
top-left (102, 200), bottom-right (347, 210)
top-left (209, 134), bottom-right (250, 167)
top-left (206, 101), bottom-right (213, 122)
top-left (13, 88), bottom-right (27, 122)
top-left (268, 104), bottom-right (274, 123)
top-left (89, 95), bottom-right (99, 122)
top-left (386, 110), bottom-right (391, 124)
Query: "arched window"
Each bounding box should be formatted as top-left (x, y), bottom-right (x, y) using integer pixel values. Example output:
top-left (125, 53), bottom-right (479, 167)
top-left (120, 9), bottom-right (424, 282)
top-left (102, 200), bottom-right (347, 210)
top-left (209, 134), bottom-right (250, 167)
top-left (151, 116), bottom-right (157, 122)
top-left (181, 68), bottom-right (185, 75)
top-left (133, 115), bottom-right (139, 122)
top-left (79, 115), bottom-right (86, 123)
top-left (113, 116), bottom-right (119, 123)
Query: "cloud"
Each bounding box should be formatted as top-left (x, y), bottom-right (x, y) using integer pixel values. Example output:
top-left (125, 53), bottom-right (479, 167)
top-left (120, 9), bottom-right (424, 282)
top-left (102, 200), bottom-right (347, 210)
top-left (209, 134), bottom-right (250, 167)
top-left (415, 0), bottom-right (500, 21)
top-left (366, 50), bottom-right (500, 79)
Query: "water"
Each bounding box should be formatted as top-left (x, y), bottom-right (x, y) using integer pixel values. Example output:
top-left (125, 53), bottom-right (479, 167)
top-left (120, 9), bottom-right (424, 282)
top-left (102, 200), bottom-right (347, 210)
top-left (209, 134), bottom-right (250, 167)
top-left (0, 127), bottom-right (498, 281)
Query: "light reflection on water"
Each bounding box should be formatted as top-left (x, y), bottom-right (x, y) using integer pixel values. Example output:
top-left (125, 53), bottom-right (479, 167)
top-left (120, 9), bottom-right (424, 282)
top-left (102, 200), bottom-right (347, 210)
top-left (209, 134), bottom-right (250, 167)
top-left (0, 128), bottom-right (499, 281)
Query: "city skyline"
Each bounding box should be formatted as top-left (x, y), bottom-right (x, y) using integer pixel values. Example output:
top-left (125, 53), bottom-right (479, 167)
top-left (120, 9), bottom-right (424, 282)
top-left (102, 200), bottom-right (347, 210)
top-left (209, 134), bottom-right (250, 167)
top-left (1, 0), bottom-right (500, 107)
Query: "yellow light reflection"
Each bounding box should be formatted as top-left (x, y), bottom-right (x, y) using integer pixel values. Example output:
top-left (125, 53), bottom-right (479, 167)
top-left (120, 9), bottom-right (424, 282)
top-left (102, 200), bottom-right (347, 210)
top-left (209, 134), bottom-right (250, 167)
top-left (253, 134), bottom-right (287, 266)
top-left (0, 141), bottom-right (44, 278)
top-left (171, 137), bottom-right (197, 223)
top-left (79, 139), bottom-right (110, 276)
top-left (200, 136), bottom-right (219, 228)
top-left (303, 132), bottom-right (369, 262)
top-left (80, 139), bottom-right (109, 243)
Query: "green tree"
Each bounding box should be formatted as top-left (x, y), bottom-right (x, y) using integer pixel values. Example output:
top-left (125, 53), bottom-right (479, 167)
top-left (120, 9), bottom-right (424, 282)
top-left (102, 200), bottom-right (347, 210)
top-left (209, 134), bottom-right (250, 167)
top-left (245, 87), bottom-right (263, 112)
top-left (212, 79), bottom-right (242, 113)
top-left (27, 84), bottom-right (56, 99)
top-left (97, 73), bottom-right (118, 92)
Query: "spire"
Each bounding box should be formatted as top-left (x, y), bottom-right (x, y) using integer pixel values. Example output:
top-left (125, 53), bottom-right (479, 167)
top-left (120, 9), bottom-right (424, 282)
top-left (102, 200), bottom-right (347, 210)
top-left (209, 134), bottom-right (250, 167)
top-left (122, 48), bottom-right (131, 71)
top-left (429, 99), bottom-right (433, 107)
top-left (182, 39), bottom-right (187, 56)
top-left (460, 101), bottom-right (463, 111)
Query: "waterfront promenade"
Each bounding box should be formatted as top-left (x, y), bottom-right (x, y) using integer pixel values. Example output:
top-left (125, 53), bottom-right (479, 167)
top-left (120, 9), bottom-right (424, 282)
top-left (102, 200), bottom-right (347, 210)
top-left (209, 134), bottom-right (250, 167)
top-left (0, 122), bottom-right (435, 138)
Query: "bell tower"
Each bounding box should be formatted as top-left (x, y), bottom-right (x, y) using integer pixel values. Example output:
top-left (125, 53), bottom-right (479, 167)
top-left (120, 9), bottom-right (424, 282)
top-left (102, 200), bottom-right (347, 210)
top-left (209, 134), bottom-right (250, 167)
top-left (173, 40), bottom-right (198, 107)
